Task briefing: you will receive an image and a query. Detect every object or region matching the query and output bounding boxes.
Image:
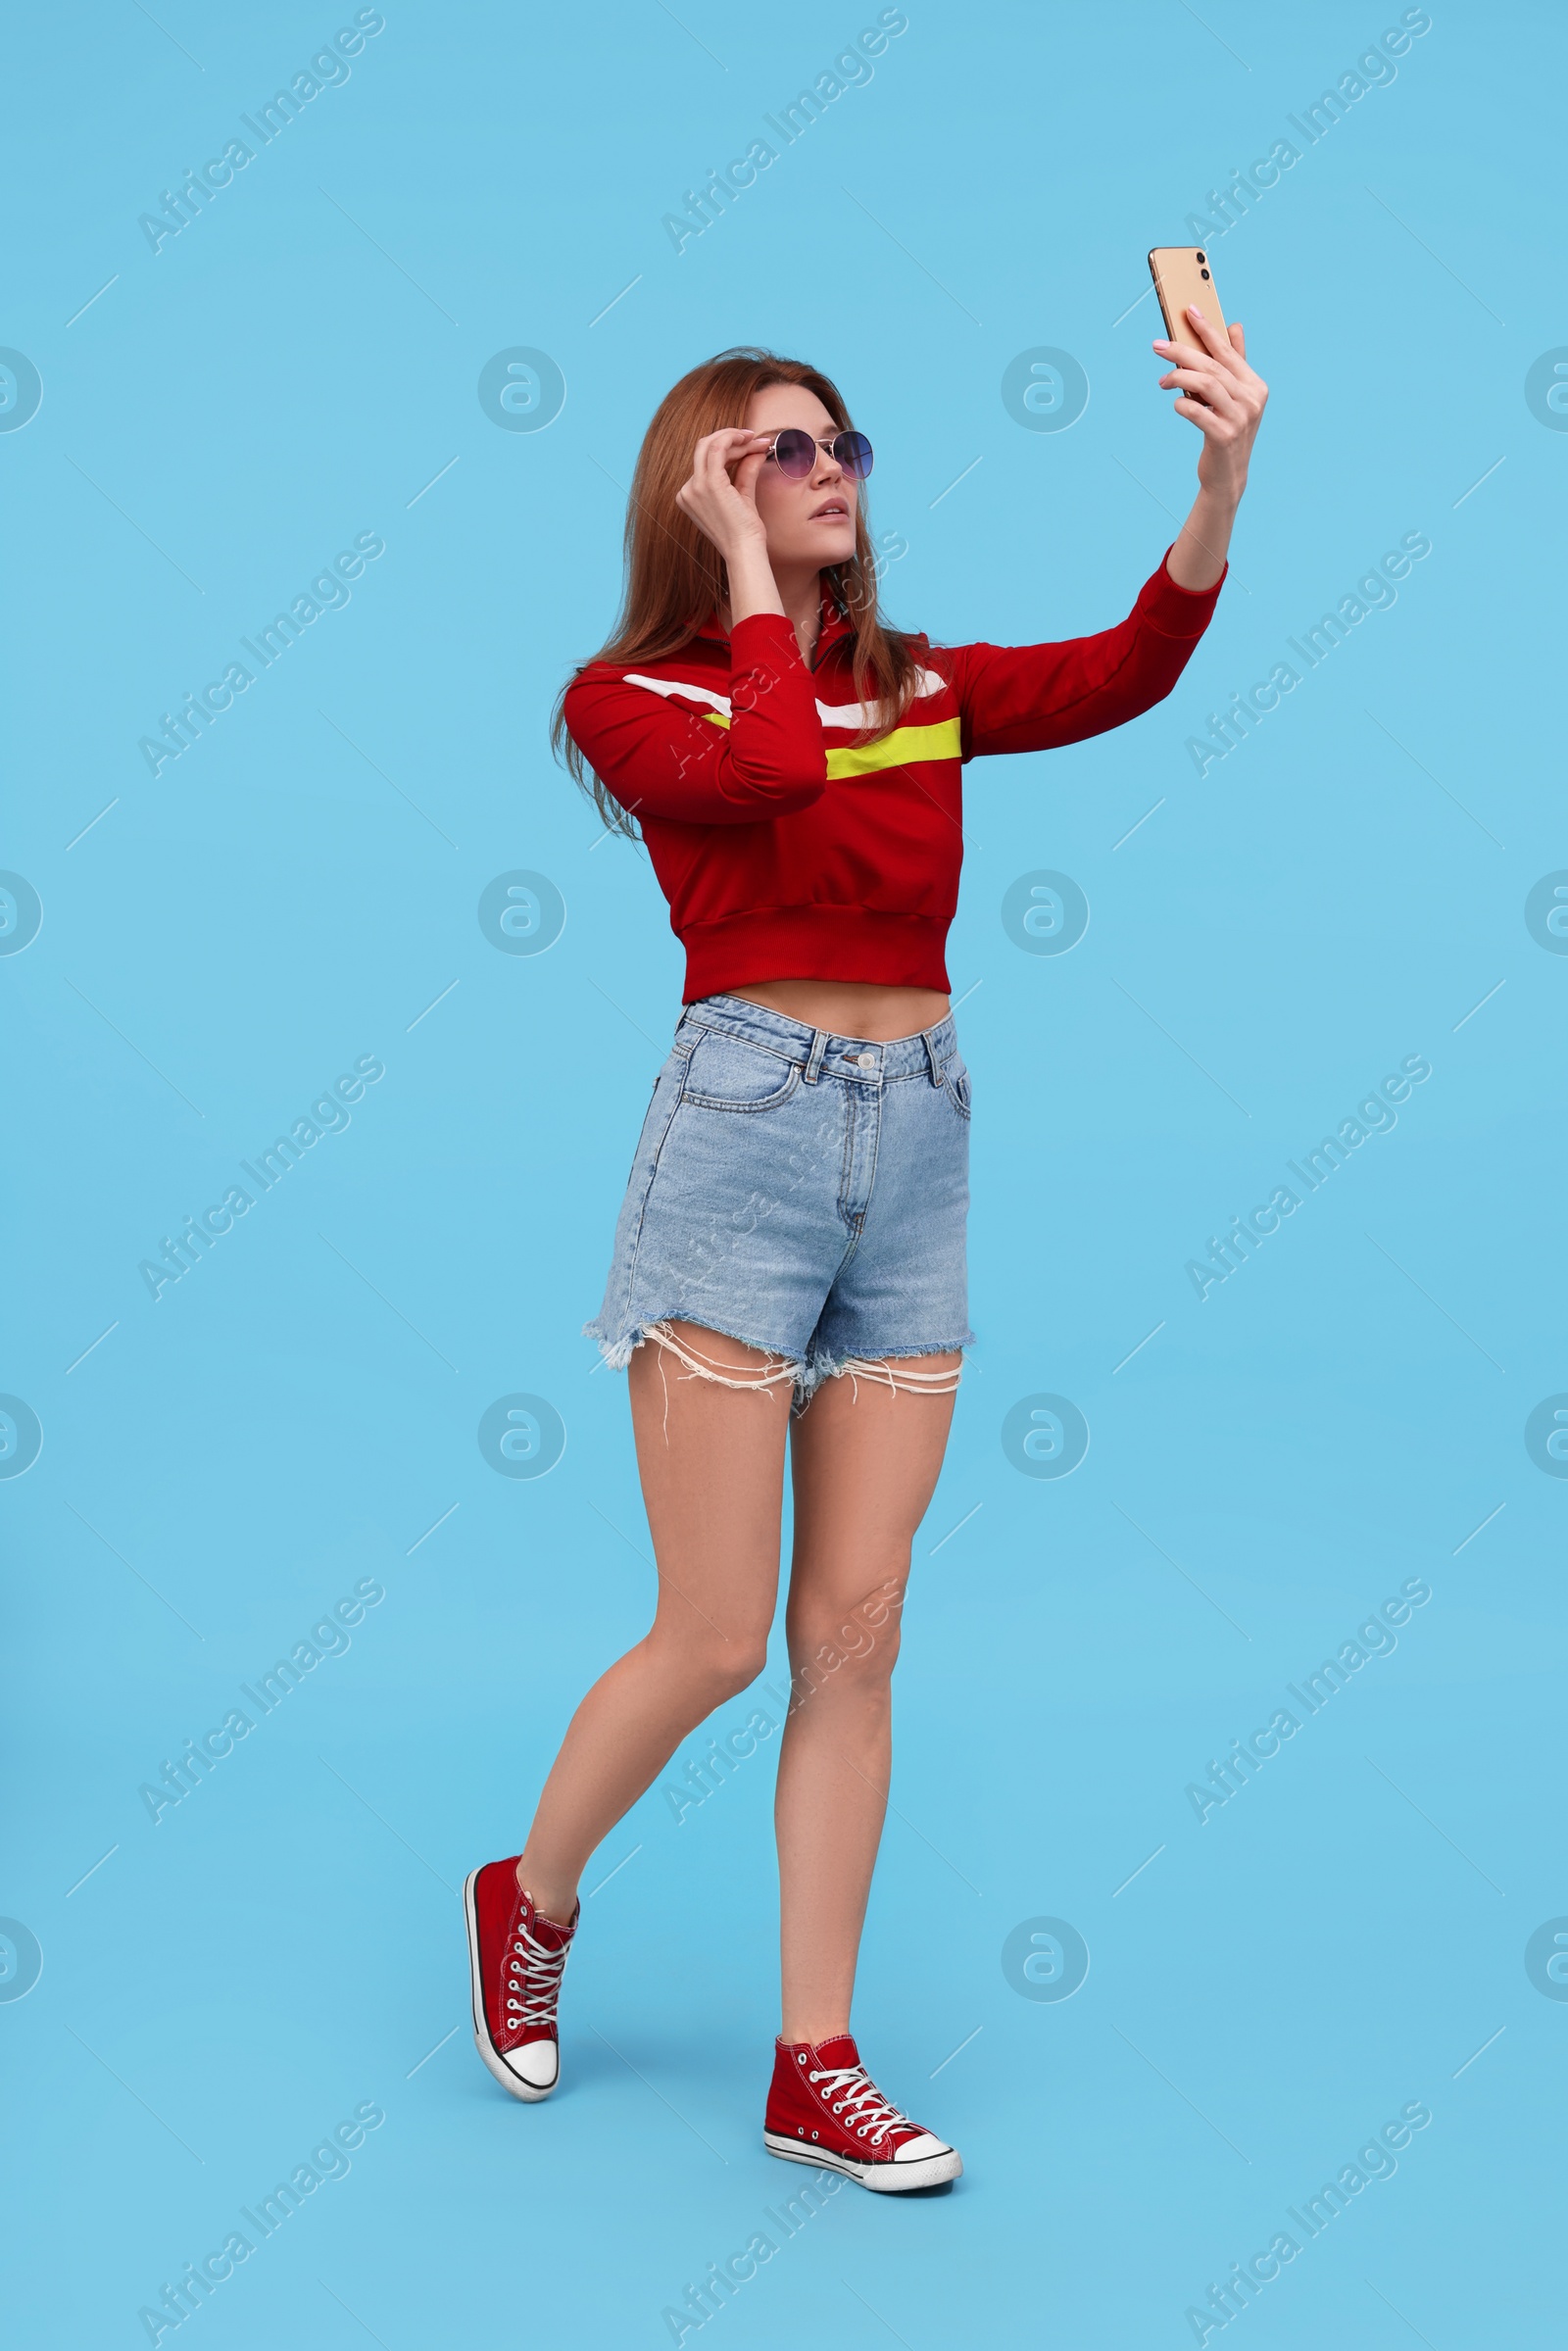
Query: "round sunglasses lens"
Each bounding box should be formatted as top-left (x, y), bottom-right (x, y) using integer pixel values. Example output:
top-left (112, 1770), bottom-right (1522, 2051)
top-left (834, 431), bottom-right (873, 479)
top-left (772, 428), bottom-right (816, 477)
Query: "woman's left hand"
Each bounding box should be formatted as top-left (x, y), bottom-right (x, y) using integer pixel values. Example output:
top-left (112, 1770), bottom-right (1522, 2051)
top-left (1155, 306), bottom-right (1268, 505)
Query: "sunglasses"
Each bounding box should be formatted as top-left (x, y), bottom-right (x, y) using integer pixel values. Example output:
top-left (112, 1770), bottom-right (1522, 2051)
top-left (763, 427), bottom-right (874, 481)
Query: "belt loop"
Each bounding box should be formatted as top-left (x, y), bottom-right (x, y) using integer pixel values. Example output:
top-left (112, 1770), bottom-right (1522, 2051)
top-left (921, 1027), bottom-right (945, 1087)
top-left (804, 1027), bottom-right (829, 1085)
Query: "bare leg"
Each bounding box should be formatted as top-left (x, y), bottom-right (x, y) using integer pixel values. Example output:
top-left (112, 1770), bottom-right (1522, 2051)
top-left (514, 1323), bottom-right (792, 1921)
top-left (774, 1357), bottom-right (960, 2042)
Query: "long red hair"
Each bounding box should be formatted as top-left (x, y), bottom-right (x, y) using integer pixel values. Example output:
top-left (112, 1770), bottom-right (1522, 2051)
top-left (553, 347), bottom-right (922, 837)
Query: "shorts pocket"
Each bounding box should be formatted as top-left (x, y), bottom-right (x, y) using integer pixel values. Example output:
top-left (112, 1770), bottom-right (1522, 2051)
top-left (680, 1029), bottom-right (803, 1112)
top-left (946, 1054), bottom-right (971, 1120)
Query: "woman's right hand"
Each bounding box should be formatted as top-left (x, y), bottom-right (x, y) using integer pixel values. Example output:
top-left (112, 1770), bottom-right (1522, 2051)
top-left (675, 427), bottom-right (772, 560)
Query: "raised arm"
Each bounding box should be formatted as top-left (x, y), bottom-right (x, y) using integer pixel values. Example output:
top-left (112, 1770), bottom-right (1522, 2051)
top-left (1158, 305), bottom-right (1268, 589)
top-left (954, 304), bottom-right (1267, 757)
top-left (564, 422), bottom-right (831, 826)
top-left (564, 614), bottom-right (826, 826)
top-left (947, 556), bottom-right (1225, 758)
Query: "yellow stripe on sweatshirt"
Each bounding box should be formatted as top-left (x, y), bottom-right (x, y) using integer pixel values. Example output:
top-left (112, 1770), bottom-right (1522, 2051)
top-left (701, 711), bottom-right (961, 776)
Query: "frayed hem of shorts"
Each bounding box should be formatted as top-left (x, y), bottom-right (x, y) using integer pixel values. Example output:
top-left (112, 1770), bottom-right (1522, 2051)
top-left (793, 1342), bottom-right (970, 1406)
top-left (585, 1322), bottom-right (643, 1373)
top-left (583, 1316), bottom-right (803, 1379)
top-left (583, 1323), bottom-right (967, 1408)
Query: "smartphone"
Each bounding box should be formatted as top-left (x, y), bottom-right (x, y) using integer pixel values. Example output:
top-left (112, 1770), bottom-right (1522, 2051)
top-left (1148, 246), bottom-right (1228, 347)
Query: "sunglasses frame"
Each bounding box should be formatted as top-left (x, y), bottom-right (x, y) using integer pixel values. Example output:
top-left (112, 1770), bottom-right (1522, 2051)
top-left (762, 427), bottom-right (874, 482)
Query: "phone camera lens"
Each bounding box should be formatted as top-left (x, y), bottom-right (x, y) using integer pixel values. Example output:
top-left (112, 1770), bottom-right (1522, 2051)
top-left (1195, 251), bottom-right (1205, 263)
top-left (1200, 269), bottom-right (1210, 279)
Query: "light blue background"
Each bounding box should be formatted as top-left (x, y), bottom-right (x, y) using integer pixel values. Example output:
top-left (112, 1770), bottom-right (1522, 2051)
top-left (5, 3), bottom-right (1565, 2343)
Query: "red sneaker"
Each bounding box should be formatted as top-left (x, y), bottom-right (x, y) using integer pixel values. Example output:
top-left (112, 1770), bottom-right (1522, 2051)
top-left (464, 1857), bottom-right (577, 2101)
top-left (763, 2033), bottom-right (962, 2190)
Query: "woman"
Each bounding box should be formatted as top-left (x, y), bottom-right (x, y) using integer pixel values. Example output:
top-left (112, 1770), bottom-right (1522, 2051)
top-left (466, 321), bottom-right (1265, 2190)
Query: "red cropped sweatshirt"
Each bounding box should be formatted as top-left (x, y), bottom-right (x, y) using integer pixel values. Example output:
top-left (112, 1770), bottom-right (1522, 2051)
top-left (563, 551), bottom-right (1224, 1002)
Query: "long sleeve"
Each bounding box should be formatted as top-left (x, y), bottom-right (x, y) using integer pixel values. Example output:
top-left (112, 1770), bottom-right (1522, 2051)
top-left (564, 613), bottom-right (827, 826)
top-left (947, 552), bottom-right (1225, 759)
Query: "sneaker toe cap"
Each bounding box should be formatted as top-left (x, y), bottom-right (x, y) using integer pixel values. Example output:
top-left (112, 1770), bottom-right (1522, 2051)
top-left (502, 2038), bottom-right (559, 2091)
top-left (893, 2131), bottom-right (950, 2163)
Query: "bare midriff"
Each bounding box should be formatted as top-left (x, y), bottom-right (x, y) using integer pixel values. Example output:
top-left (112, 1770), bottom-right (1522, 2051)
top-left (733, 979), bottom-right (952, 1044)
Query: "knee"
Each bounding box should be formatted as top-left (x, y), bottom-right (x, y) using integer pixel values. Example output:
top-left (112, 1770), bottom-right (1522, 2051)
top-left (789, 1589), bottom-right (904, 1695)
top-left (708, 1638), bottom-right (771, 1704)
top-left (653, 1625), bottom-right (770, 1709)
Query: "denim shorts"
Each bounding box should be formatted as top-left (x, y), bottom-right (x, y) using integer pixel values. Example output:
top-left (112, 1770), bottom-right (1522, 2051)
top-left (585, 993), bottom-right (972, 1401)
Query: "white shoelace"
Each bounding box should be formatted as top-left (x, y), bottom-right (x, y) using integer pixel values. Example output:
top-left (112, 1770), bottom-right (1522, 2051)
top-left (505, 1919), bottom-right (569, 2032)
top-left (808, 2063), bottom-right (916, 2147)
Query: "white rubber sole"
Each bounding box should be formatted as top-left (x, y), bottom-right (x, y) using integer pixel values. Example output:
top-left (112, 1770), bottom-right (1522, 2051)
top-left (763, 2130), bottom-right (962, 2191)
top-left (463, 1868), bottom-right (558, 2103)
